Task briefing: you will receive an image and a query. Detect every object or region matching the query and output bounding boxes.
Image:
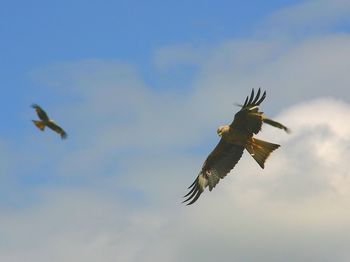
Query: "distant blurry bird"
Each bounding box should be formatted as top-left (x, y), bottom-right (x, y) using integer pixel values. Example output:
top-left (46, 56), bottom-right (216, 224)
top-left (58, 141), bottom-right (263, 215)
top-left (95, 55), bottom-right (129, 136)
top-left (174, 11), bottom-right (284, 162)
top-left (31, 104), bottom-right (67, 139)
top-left (183, 88), bottom-right (289, 205)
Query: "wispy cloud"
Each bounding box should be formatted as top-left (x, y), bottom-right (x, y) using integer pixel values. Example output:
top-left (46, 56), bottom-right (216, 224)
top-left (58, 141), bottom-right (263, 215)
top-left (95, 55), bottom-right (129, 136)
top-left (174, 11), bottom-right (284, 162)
top-left (263, 0), bottom-right (350, 36)
top-left (1, 98), bottom-right (350, 262)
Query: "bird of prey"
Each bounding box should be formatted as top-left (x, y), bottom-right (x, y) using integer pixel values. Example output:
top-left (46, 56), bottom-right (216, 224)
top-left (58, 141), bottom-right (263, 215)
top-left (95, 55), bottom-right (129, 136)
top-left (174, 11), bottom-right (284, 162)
top-left (31, 104), bottom-right (67, 139)
top-left (183, 88), bottom-right (289, 205)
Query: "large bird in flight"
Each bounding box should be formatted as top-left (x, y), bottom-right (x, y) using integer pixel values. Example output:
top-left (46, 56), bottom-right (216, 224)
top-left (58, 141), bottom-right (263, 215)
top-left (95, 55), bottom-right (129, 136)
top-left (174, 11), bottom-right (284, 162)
top-left (183, 88), bottom-right (289, 205)
top-left (31, 104), bottom-right (67, 139)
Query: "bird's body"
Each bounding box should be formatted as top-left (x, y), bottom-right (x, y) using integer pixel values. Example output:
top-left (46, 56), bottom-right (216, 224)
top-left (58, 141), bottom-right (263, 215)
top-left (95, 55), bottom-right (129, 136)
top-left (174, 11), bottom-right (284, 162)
top-left (218, 125), bottom-right (251, 146)
top-left (31, 104), bottom-right (67, 139)
top-left (183, 88), bottom-right (289, 205)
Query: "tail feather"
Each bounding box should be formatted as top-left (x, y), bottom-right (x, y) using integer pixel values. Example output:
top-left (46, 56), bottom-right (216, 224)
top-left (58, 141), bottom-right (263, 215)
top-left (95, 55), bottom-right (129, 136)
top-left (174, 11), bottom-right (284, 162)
top-left (32, 120), bottom-right (45, 131)
top-left (263, 117), bottom-right (290, 133)
top-left (246, 138), bottom-right (280, 168)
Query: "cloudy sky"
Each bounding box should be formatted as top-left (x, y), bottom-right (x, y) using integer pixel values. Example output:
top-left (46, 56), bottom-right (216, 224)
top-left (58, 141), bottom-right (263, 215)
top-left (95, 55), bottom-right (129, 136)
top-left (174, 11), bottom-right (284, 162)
top-left (1, 0), bottom-right (350, 261)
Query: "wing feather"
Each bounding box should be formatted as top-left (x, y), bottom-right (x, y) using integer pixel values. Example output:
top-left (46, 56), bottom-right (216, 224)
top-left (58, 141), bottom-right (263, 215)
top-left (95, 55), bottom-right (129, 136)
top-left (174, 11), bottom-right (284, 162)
top-left (230, 88), bottom-right (265, 135)
top-left (243, 96), bottom-right (249, 107)
top-left (31, 104), bottom-right (49, 121)
top-left (183, 140), bottom-right (244, 205)
top-left (46, 122), bottom-right (68, 139)
top-left (247, 88), bottom-right (255, 105)
top-left (256, 90), bottom-right (266, 105)
top-left (252, 88), bottom-right (261, 104)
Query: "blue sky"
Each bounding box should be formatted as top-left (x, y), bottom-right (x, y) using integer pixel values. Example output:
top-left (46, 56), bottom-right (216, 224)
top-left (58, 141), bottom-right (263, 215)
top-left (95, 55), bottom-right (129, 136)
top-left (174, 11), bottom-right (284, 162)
top-left (1, 1), bottom-right (350, 261)
top-left (1, 0), bottom-right (299, 128)
top-left (1, 0), bottom-right (345, 140)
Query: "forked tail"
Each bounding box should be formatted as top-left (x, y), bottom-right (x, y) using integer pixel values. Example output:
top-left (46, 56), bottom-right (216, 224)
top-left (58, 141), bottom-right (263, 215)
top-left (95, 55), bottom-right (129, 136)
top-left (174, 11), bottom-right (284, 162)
top-left (32, 120), bottom-right (45, 131)
top-left (245, 138), bottom-right (280, 169)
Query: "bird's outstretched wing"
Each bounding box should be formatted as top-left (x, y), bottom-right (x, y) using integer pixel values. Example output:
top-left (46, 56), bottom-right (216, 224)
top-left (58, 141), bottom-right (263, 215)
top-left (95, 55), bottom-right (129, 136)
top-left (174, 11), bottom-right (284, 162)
top-left (46, 122), bottom-right (68, 139)
top-left (230, 88), bottom-right (266, 135)
top-left (263, 117), bottom-right (290, 133)
top-left (183, 139), bottom-right (244, 205)
top-left (31, 104), bottom-right (50, 122)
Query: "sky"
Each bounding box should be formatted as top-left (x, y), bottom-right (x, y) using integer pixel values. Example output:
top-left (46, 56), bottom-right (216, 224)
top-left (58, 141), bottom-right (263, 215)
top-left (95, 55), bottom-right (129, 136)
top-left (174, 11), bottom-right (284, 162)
top-left (1, 0), bottom-right (350, 261)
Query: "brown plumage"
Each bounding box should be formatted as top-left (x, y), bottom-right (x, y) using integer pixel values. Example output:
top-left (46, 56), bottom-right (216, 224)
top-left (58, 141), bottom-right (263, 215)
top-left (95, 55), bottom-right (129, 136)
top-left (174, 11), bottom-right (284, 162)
top-left (31, 104), bottom-right (67, 139)
top-left (183, 88), bottom-right (289, 205)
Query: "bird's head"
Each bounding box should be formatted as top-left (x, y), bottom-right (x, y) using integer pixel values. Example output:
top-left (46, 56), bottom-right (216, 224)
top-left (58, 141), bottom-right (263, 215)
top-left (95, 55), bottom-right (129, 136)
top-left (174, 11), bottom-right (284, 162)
top-left (217, 125), bottom-right (229, 137)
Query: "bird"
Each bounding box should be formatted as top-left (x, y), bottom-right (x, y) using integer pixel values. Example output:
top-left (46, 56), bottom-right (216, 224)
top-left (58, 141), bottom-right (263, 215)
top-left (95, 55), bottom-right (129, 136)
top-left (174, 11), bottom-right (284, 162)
top-left (31, 104), bottom-right (67, 139)
top-left (183, 88), bottom-right (289, 205)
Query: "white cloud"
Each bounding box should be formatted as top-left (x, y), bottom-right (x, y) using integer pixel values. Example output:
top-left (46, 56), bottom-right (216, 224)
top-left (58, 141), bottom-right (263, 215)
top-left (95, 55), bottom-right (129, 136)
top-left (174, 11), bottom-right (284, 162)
top-left (2, 93), bottom-right (350, 262)
top-left (263, 0), bottom-right (350, 36)
top-left (188, 34), bottom-right (350, 116)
